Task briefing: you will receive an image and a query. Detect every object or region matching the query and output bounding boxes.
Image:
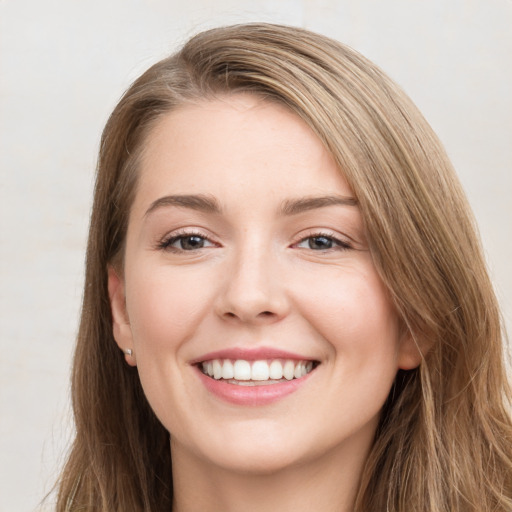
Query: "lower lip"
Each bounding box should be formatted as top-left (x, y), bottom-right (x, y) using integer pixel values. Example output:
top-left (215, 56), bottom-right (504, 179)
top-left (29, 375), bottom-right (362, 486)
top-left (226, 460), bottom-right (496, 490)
top-left (196, 367), bottom-right (313, 406)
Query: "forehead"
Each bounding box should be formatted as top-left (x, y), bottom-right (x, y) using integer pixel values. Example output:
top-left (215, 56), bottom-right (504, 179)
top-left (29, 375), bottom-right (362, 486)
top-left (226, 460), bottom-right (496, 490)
top-left (135, 94), bottom-right (352, 206)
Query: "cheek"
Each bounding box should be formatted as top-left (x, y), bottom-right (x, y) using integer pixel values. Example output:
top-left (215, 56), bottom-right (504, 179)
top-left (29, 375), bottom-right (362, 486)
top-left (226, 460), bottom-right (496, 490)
top-left (123, 264), bottom-right (220, 434)
top-left (294, 264), bottom-right (401, 362)
top-left (125, 264), bottom-right (218, 354)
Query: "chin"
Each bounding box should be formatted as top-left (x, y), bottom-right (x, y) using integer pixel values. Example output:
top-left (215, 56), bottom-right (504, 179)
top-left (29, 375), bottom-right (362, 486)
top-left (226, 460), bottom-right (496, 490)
top-left (192, 427), bottom-right (316, 476)
top-left (207, 449), bottom-right (303, 476)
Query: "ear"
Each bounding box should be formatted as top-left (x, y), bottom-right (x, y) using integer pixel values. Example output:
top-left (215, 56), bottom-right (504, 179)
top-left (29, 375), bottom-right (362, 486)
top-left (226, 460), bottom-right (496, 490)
top-left (396, 329), bottom-right (427, 370)
top-left (108, 265), bottom-right (136, 366)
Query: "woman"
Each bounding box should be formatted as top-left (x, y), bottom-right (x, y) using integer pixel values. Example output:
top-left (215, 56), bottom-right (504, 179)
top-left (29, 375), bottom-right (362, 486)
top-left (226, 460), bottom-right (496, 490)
top-left (56, 23), bottom-right (512, 511)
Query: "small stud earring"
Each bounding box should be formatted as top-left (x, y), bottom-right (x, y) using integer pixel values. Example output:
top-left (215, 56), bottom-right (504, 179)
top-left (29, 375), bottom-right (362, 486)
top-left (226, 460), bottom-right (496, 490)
top-left (122, 348), bottom-right (133, 356)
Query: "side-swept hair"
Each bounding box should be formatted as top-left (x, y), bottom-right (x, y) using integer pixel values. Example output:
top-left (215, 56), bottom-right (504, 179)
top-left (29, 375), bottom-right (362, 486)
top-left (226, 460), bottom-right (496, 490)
top-left (56, 23), bottom-right (512, 511)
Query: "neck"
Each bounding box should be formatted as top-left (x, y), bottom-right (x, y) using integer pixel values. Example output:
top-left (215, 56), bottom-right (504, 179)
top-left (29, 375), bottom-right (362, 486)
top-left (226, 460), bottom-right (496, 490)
top-left (170, 432), bottom-right (373, 512)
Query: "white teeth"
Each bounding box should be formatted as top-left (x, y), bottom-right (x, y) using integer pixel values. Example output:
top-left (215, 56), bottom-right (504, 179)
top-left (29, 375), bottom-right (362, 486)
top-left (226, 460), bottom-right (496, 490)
top-left (201, 358), bottom-right (316, 383)
top-left (269, 360), bottom-right (283, 379)
top-left (212, 360), bottom-right (222, 379)
top-left (283, 360), bottom-right (295, 380)
top-left (222, 359), bottom-right (234, 379)
top-left (233, 360), bottom-right (251, 380)
top-left (228, 379), bottom-right (282, 386)
top-left (251, 360), bottom-right (270, 381)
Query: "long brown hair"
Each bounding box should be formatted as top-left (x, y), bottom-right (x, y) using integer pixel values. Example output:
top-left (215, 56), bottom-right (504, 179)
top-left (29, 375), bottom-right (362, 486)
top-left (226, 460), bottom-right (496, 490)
top-left (56, 23), bottom-right (512, 511)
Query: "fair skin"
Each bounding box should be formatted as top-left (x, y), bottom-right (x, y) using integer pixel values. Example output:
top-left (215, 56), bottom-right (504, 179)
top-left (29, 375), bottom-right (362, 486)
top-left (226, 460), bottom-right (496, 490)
top-left (109, 94), bottom-right (420, 512)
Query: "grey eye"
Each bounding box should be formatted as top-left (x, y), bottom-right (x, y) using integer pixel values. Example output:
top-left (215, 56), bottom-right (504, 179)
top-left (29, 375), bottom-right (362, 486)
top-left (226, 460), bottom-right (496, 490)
top-left (295, 234), bottom-right (351, 251)
top-left (296, 236), bottom-right (335, 250)
top-left (307, 236), bottom-right (334, 250)
top-left (162, 234), bottom-right (215, 251)
top-left (176, 235), bottom-right (208, 250)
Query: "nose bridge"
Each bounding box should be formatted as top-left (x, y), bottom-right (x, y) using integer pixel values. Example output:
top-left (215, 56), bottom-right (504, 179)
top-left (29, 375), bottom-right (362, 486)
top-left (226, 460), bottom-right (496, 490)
top-left (217, 233), bottom-right (288, 323)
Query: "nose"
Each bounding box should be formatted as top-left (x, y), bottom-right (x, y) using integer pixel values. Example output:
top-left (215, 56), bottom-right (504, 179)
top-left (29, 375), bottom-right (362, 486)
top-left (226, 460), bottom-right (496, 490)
top-left (215, 245), bottom-right (290, 325)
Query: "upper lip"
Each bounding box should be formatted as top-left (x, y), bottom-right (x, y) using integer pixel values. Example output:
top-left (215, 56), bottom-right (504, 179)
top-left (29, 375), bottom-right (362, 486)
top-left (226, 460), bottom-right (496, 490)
top-left (189, 347), bottom-right (318, 365)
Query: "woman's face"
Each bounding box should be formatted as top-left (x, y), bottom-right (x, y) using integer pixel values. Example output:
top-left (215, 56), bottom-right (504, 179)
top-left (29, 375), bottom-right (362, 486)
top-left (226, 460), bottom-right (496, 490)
top-left (109, 94), bottom-right (418, 474)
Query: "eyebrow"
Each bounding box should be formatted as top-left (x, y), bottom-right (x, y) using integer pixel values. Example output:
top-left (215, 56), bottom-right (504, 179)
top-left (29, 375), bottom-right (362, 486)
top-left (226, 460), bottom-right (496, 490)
top-left (144, 193), bottom-right (358, 218)
top-left (280, 195), bottom-right (358, 215)
top-left (144, 194), bottom-right (222, 217)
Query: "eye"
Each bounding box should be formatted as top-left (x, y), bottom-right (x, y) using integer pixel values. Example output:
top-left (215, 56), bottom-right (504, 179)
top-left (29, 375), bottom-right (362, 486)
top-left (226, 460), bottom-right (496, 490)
top-left (158, 232), bottom-right (216, 252)
top-left (294, 234), bottom-right (351, 251)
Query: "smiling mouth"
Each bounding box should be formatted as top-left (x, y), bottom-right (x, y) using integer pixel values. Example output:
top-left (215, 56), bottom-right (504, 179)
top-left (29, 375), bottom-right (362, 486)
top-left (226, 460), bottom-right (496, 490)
top-left (199, 358), bottom-right (319, 385)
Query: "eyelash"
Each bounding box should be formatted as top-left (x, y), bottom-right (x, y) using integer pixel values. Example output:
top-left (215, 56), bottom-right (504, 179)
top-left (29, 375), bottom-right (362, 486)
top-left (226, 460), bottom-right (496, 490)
top-left (293, 231), bottom-right (352, 252)
top-left (156, 229), bottom-right (216, 253)
top-left (157, 230), bottom-right (352, 253)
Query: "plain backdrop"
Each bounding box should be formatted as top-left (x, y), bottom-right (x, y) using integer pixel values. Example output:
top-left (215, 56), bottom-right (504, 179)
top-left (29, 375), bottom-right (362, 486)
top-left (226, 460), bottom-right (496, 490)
top-left (1, 1), bottom-right (511, 510)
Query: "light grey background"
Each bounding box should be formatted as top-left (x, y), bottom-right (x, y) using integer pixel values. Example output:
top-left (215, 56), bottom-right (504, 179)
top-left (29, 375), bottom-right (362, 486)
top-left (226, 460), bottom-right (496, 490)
top-left (1, 1), bottom-right (511, 510)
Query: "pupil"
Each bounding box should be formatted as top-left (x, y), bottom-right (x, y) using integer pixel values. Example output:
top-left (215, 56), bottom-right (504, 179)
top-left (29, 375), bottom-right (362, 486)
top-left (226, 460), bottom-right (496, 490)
top-left (309, 236), bottom-right (332, 250)
top-left (181, 236), bottom-right (204, 250)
